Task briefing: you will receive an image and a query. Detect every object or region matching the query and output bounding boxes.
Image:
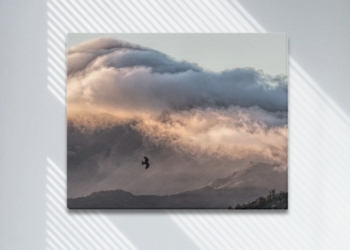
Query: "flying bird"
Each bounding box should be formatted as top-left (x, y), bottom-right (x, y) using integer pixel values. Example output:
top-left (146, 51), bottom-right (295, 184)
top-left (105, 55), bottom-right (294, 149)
top-left (141, 156), bottom-right (150, 169)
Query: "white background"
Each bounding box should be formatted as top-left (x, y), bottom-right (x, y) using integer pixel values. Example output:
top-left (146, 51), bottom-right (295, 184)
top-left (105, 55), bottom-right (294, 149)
top-left (1, 0), bottom-right (350, 249)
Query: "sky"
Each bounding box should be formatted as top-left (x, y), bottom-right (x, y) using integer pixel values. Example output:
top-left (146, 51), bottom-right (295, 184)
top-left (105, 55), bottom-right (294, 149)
top-left (66, 35), bottom-right (288, 198)
top-left (67, 33), bottom-right (288, 76)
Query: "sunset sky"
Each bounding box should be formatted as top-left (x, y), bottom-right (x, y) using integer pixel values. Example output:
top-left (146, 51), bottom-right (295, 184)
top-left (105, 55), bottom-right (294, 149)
top-left (67, 34), bottom-right (288, 198)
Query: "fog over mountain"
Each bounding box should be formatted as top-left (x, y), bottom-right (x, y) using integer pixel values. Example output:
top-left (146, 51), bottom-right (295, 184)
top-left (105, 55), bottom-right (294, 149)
top-left (68, 162), bottom-right (287, 209)
top-left (67, 38), bottom-right (288, 205)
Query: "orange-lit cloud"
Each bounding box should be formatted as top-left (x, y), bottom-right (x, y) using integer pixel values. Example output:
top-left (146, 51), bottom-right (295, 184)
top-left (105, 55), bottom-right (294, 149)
top-left (67, 38), bottom-right (288, 165)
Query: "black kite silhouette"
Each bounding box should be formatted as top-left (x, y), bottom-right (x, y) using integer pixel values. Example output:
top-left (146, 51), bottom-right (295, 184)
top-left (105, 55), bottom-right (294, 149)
top-left (141, 156), bottom-right (150, 169)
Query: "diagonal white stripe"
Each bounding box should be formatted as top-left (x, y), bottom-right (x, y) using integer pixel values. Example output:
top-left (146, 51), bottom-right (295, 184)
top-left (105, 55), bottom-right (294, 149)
top-left (155, 0), bottom-right (190, 32)
top-left (110, 0), bottom-right (145, 32)
top-left (204, 0), bottom-right (240, 32)
top-left (138, 0), bottom-right (171, 32)
top-left (147, 0), bottom-right (181, 32)
top-left (47, 220), bottom-right (78, 249)
top-left (59, 0), bottom-right (95, 32)
top-left (47, 47), bottom-right (65, 72)
top-left (47, 230), bottom-right (69, 250)
top-left (47, 202), bottom-right (97, 250)
top-left (47, 157), bottom-right (66, 179)
top-left (169, 0), bottom-right (203, 32)
top-left (84, 0), bottom-right (117, 32)
top-left (47, 192), bottom-right (110, 250)
top-left (48, 77), bottom-right (65, 96)
top-left (46, 238), bottom-right (60, 250)
top-left (120, 0), bottom-right (155, 32)
top-left (48, 1), bottom-right (81, 32)
top-left (170, 212), bottom-right (209, 250)
top-left (191, 0), bottom-right (226, 32)
top-left (103, 0), bottom-right (137, 32)
top-left (48, 85), bottom-right (66, 105)
top-left (69, 0), bottom-right (105, 32)
top-left (48, 59), bottom-right (65, 80)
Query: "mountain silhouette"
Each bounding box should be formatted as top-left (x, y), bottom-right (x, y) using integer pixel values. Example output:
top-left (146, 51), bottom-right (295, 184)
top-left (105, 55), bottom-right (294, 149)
top-left (68, 162), bottom-right (287, 209)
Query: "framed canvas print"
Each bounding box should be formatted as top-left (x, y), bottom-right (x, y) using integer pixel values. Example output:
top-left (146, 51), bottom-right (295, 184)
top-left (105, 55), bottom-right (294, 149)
top-left (67, 34), bottom-right (288, 209)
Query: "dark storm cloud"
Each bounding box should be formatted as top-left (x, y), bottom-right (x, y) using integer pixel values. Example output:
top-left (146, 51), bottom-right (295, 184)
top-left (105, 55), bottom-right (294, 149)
top-left (68, 38), bottom-right (201, 75)
top-left (67, 38), bottom-right (287, 113)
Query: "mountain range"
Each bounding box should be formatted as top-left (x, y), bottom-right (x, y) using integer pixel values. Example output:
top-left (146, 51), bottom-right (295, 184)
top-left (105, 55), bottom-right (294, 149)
top-left (68, 162), bottom-right (287, 209)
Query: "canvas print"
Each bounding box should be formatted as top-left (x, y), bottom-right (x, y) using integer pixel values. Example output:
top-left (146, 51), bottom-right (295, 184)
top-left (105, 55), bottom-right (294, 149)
top-left (67, 34), bottom-right (288, 209)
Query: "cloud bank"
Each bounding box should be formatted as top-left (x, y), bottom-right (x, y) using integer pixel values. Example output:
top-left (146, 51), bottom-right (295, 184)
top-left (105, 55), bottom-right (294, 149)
top-left (68, 38), bottom-right (287, 112)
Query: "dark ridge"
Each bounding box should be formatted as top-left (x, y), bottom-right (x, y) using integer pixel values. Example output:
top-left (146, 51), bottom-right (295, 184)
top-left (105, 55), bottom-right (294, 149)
top-left (234, 190), bottom-right (288, 210)
top-left (67, 185), bottom-right (273, 209)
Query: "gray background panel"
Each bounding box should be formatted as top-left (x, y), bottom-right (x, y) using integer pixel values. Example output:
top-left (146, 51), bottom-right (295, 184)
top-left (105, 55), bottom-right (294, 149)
top-left (1, 0), bottom-right (349, 249)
